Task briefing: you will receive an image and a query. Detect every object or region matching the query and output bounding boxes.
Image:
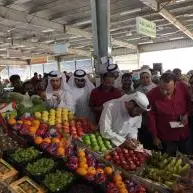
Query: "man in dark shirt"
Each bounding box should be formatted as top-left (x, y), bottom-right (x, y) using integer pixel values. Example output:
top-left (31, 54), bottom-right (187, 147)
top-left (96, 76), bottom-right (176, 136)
top-left (9, 75), bottom-right (25, 94)
top-left (89, 72), bottom-right (122, 123)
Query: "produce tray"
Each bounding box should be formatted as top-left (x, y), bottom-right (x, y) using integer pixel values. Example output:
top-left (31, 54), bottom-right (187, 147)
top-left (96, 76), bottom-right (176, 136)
top-left (0, 159), bottom-right (18, 185)
top-left (43, 170), bottom-right (76, 193)
top-left (74, 139), bottom-right (106, 160)
top-left (9, 176), bottom-right (46, 193)
top-left (24, 158), bottom-right (57, 185)
top-left (130, 174), bottom-right (170, 193)
top-left (3, 148), bottom-right (42, 172)
top-left (78, 133), bottom-right (114, 155)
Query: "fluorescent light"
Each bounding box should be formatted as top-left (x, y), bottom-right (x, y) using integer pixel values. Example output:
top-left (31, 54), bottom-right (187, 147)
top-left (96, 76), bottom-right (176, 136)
top-left (138, 40), bottom-right (153, 45)
top-left (41, 29), bottom-right (55, 33)
top-left (42, 40), bottom-right (55, 44)
top-left (175, 0), bottom-right (186, 2)
top-left (184, 14), bottom-right (193, 17)
top-left (120, 8), bottom-right (141, 16)
top-left (169, 36), bottom-right (184, 40)
top-left (74, 20), bottom-right (91, 26)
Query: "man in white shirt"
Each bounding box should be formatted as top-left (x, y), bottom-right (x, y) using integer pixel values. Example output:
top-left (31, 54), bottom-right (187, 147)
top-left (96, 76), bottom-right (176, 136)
top-left (99, 92), bottom-right (150, 148)
top-left (107, 64), bottom-right (123, 88)
top-left (68, 69), bottom-right (95, 121)
top-left (45, 71), bottom-right (75, 112)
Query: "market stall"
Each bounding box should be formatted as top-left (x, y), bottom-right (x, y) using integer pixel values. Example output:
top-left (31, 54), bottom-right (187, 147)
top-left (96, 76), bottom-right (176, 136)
top-left (0, 94), bottom-right (192, 193)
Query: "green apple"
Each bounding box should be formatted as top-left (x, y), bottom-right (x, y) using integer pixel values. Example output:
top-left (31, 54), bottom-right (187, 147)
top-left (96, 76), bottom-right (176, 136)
top-left (92, 145), bottom-right (100, 152)
top-left (100, 146), bottom-right (107, 152)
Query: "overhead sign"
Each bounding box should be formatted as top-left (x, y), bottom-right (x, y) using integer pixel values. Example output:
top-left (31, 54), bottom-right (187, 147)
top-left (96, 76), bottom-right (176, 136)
top-left (136, 17), bottom-right (156, 38)
top-left (53, 43), bottom-right (69, 54)
top-left (31, 56), bottom-right (48, 64)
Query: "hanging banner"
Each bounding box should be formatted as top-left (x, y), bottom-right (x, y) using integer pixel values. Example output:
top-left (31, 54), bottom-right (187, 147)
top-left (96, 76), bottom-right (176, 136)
top-left (136, 17), bottom-right (156, 38)
top-left (31, 56), bottom-right (48, 64)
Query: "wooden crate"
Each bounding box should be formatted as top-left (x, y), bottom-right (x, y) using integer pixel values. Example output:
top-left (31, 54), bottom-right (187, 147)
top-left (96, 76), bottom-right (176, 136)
top-left (0, 159), bottom-right (18, 185)
top-left (9, 176), bottom-right (46, 193)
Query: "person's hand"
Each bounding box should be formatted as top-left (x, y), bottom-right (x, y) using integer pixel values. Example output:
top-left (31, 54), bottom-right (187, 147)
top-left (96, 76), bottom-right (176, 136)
top-left (153, 138), bottom-right (162, 149)
top-left (53, 93), bottom-right (61, 104)
top-left (123, 139), bottom-right (139, 150)
top-left (180, 114), bottom-right (188, 126)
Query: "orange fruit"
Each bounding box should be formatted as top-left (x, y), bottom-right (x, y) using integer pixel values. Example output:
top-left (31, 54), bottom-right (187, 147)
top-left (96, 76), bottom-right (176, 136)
top-left (79, 157), bottom-right (87, 163)
top-left (17, 120), bottom-right (23, 124)
top-left (52, 138), bottom-right (60, 144)
top-left (104, 166), bottom-right (113, 176)
top-left (24, 120), bottom-right (32, 126)
top-left (28, 126), bottom-right (37, 134)
top-left (76, 168), bottom-right (87, 176)
top-left (34, 136), bottom-right (43, 144)
top-left (57, 147), bottom-right (65, 156)
top-left (116, 181), bottom-right (125, 189)
top-left (87, 167), bottom-right (96, 175)
top-left (79, 163), bottom-right (88, 169)
top-left (44, 137), bottom-right (51, 143)
top-left (113, 174), bottom-right (122, 182)
top-left (78, 151), bottom-right (86, 157)
top-left (32, 120), bottom-right (40, 127)
top-left (96, 168), bottom-right (104, 174)
top-left (119, 188), bottom-right (128, 193)
top-left (8, 118), bottom-right (16, 125)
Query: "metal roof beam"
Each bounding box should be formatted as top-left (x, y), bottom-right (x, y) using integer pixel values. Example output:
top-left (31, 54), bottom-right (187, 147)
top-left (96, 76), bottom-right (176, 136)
top-left (0, 5), bottom-right (136, 49)
top-left (139, 0), bottom-right (193, 40)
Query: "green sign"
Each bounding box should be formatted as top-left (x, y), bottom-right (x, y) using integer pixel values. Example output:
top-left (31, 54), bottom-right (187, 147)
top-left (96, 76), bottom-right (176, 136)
top-left (136, 17), bottom-right (156, 38)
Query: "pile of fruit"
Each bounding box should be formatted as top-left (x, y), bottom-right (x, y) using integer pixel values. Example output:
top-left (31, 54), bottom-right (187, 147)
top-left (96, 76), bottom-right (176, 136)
top-left (26, 158), bottom-right (55, 176)
top-left (43, 170), bottom-right (74, 192)
top-left (66, 148), bottom-right (113, 185)
top-left (105, 147), bottom-right (148, 172)
top-left (10, 147), bottom-right (40, 163)
top-left (107, 174), bottom-right (147, 193)
top-left (82, 132), bottom-right (113, 153)
top-left (143, 152), bottom-right (190, 188)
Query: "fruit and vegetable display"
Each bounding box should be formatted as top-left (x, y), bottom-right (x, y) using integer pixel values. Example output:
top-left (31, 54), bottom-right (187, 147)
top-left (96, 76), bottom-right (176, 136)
top-left (43, 170), bottom-right (74, 192)
top-left (143, 152), bottom-right (190, 188)
top-left (34, 108), bottom-right (96, 134)
top-left (0, 135), bottom-right (19, 152)
top-left (26, 158), bottom-right (55, 176)
top-left (105, 147), bottom-right (148, 172)
top-left (82, 132), bottom-right (113, 153)
top-left (66, 147), bottom-right (113, 185)
top-left (107, 173), bottom-right (147, 193)
top-left (10, 147), bottom-right (40, 163)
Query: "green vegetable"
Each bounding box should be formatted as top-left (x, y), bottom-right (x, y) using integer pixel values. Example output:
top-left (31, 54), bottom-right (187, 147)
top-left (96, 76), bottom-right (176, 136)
top-left (26, 158), bottom-right (55, 176)
top-left (11, 147), bottom-right (40, 163)
top-left (44, 170), bottom-right (73, 192)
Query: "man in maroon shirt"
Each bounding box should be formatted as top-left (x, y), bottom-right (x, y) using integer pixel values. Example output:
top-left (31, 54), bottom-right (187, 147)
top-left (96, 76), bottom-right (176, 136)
top-left (147, 73), bottom-right (191, 156)
top-left (89, 72), bottom-right (122, 123)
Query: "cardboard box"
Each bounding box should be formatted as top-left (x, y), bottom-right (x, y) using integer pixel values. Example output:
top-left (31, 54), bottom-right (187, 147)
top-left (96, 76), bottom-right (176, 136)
top-left (9, 176), bottom-right (46, 193)
top-left (0, 159), bottom-right (18, 185)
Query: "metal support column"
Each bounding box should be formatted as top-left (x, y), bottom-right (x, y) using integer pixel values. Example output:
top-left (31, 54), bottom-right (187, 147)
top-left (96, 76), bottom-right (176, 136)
top-left (56, 56), bottom-right (61, 72)
top-left (90, 0), bottom-right (111, 74)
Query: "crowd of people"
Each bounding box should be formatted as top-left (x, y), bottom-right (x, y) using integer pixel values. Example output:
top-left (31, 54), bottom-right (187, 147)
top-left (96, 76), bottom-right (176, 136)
top-left (6, 65), bottom-right (193, 157)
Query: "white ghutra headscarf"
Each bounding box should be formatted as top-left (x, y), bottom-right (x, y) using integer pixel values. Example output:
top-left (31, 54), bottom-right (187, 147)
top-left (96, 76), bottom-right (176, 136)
top-left (68, 70), bottom-right (95, 121)
top-left (45, 71), bottom-right (75, 111)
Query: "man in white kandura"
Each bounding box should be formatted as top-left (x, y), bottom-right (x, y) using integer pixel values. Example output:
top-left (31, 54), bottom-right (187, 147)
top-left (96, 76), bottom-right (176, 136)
top-left (68, 69), bottom-right (95, 120)
top-left (99, 92), bottom-right (150, 149)
top-left (107, 64), bottom-right (123, 89)
top-left (45, 71), bottom-right (75, 112)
